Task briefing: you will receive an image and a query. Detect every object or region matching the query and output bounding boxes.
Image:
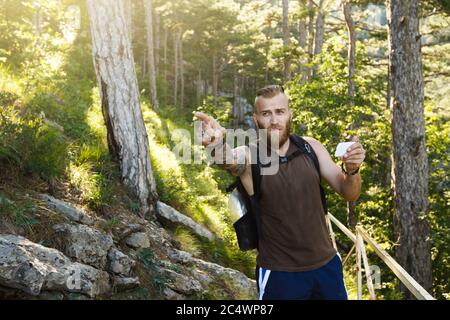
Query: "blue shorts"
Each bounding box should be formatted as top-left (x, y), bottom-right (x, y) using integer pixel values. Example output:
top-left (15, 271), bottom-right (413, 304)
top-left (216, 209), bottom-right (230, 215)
top-left (256, 254), bottom-right (348, 300)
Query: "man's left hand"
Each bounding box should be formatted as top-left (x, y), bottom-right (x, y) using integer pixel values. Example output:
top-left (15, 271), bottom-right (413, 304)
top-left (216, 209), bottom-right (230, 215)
top-left (342, 137), bottom-right (366, 173)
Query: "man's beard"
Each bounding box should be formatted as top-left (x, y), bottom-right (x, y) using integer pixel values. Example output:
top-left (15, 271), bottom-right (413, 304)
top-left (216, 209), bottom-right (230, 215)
top-left (256, 116), bottom-right (291, 150)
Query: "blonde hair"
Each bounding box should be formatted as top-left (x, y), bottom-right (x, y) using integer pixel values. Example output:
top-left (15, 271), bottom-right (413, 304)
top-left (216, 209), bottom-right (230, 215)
top-left (254, 85), bottom-right (287, 112)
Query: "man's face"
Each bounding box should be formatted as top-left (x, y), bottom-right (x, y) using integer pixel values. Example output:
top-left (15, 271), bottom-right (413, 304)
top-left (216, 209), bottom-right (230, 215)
top-left (253, 93), bottom-right (292, 148)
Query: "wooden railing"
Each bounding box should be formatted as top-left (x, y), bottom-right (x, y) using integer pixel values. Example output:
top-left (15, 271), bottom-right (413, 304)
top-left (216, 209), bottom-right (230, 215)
top-left (325, 213), bottom-right (435, 300)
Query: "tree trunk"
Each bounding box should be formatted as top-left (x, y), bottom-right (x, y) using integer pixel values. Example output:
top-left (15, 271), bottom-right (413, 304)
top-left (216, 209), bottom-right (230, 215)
top-left (298, 0), bottom-right (308, 82)
top-left (307, 0), bottom-right (315, 80)
top-left (178, 27), bottom-right (184, 108)
top-left (342, 0), bottom-right (357, 229)
top-left (173, 27), bottom-right (179, 106)
top-left (233, 71), bottom-right (240, 128)
top-left (144, 0), bottom-right (159, 110)
top-left (343, 0), bottom-right (355, 101)
top-left (123, 0), bottom-right (133, 43)
top-left (282, 0), bottom-right (291, 81)
top-left (387, 0), bottom-right (432, 298)
top-left (141, 45), bottom-right (147, 80)
top-left (384, 64), bottom-right (393, 188)
top-left (312, 0), bottom-right (325, 79)
top-left (163, 25), bottom-right (168, 84)
top-left (264, 17), bottom-right (275, 86)
top-left (86, 0), bottom-right (158, 218)
top-left (197, 69), bottom-right (202, 106)
top-left (212, 51), bottom-right (218, 105)
top-left (155, 11), bottom-right (160, 77)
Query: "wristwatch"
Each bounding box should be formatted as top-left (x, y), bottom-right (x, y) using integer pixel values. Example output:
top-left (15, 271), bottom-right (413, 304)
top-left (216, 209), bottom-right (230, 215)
top-left (341, 162), bottom-right (360, 176)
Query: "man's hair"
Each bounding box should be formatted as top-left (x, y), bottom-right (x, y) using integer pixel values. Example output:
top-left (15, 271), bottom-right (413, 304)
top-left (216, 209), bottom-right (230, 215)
top-left (254, 85), bottom-right (286, 112)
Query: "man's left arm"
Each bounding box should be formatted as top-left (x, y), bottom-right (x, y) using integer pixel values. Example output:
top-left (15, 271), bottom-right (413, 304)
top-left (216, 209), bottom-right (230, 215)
top-left (305, 137), bottom-right (365, 202)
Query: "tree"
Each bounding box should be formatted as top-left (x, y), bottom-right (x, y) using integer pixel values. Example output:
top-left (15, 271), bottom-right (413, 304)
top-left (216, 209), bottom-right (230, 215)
top-left (387, 0), bottom-right (433, 297)
top-left (342, 0), bottom-right (358, 229)
top-left (312, 0), bottom-right (325, 78)
top-left (123, 0), bottom-right (134, 42)
top-left (144, 0), bottom-right (159, 110)
top-left (86, 0), bottom-right (158, 218)
top-left (297, 0), bottom-right (308, 82)
top-left (282, 0), bottom-right (291, 81)
top-left (306, 0), bottom-right (315, 80)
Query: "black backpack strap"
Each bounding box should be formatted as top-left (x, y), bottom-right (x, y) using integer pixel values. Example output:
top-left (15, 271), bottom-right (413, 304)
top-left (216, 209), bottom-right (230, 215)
top-left (251, 144), bottom-right (263, 241)
top-left (290, 135), bottom-right (328, 215)
top-left (226, 180), bottom-right (239, 193)
top-left (226, 144), bottom-right (264, 246)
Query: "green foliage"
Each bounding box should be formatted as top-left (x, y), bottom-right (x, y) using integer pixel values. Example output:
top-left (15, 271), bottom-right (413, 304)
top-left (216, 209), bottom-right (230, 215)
top-left (100, 216), bottom-right (120, 233)
top-left (425, 104), bottom-right (450, 298)
top-left (0, 0), bottom-right (448, 300)
top-left (137, 248), bottom-right (171, 293)
top-left (0, 106), bottom-right (67, 179)
top-left (145, 105), bottom-right (255, 277)
top-left (195, 96), bottom-right (233, 126)
top-left (0, 192), bottom-right (38, 229)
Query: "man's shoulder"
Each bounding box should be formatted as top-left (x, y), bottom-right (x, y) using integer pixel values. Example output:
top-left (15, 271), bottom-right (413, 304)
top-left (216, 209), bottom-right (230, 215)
top-left (301, 136), bottom-right (317, 143)
top-left (297, 136), bottom-right (321, 148)
top-left (297, 136), bottom-right (326, 157)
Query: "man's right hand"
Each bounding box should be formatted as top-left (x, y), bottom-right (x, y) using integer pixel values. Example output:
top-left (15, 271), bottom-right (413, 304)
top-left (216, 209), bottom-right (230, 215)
top-left (194, 112), bottom-right (226, 147)
top-left (194, 112), bottom-right (251, 188)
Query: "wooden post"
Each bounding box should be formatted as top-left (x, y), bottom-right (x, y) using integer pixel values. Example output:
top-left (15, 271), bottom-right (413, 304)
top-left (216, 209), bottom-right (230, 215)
top-left (343, 243), bottom-right (355, 266)
top-left (357, 226), bottom-right (435, 300)
top-left (326, 214), bottom-right (337, 250)
top-left (359, 234), bottom-right (376, 300)
top-left (356, 229), bottom-right (363, 300)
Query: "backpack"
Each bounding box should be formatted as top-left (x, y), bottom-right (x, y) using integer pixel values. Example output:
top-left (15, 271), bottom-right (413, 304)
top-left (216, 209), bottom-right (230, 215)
top-left (226, 135), bottom-right (328, 251)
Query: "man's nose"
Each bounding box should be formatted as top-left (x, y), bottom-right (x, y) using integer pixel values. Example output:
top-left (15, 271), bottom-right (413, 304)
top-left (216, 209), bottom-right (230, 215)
top-left (270, 115), bottom-right (279, 125)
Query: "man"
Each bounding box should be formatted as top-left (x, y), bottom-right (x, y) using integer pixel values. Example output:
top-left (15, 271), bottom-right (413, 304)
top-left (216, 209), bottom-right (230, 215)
top-left (194, 85), bottom-right (366, 300)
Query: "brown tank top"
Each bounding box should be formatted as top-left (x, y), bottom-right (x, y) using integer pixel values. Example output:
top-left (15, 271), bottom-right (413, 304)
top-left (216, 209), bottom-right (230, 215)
top-left (256, 139), bottom-right (336, 272)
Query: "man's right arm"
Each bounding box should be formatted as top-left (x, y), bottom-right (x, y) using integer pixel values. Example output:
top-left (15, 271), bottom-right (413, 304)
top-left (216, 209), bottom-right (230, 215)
top-left (194, 111), bottom-right (253, 194)
top-left (211, 142), bottom-right (250, 177)
top-left (214, 142), bottom-right (254, 195)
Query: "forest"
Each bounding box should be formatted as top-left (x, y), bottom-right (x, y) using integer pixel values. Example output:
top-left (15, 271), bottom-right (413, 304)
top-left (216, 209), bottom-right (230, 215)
top-left (0, 0), bottom-right (448, 300)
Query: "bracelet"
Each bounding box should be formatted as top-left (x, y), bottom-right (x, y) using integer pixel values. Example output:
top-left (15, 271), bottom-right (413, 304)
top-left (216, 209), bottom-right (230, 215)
top-left (341, 162), bottom-right (360, 176)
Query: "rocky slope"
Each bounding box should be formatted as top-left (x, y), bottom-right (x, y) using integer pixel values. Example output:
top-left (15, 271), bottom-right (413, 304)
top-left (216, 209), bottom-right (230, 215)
top-left (0, 192), bottom-right (257, 300)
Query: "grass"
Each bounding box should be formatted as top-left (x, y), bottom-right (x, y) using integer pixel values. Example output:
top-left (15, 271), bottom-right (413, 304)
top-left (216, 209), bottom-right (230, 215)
top-left (0, 191), bottom-right (38, 229)
top-left (136, 248), bottom-right (172, 295)
top-left (142, 102), bottom-right (256, 278)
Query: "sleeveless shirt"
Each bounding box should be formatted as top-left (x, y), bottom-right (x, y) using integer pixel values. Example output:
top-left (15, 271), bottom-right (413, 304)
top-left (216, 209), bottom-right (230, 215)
top-left (256, 139), bottom-right (337, 272)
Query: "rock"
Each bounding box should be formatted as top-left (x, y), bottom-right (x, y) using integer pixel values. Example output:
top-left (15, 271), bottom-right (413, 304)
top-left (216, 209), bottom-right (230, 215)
top-left (191, 268), bottom-right (213, 285)
top-left (165, 249), bottom-right (256, 299)
top-left (156, 201), bottom-right (215, 241)
top-left (112, 276), bottom-right (140, 292)
top-left (164, 269), bottom-right (203, 295)
top-left (65, 293), bottom-right (91, 300)
top-left (38, 291), bottom-right (65, 300)
top-left (118, 224), bottom-right (146, 242)
top-left (163, 269), bottom-right (203, 295)
top-left (166, 249), bottom-right (192, 264)
top-left (163, 287), bottom-right (186, 300)
top-left (107, 248), bottom-right (135, 276)
top-left (190, 257), bottom-right (257, 299)
top-left (0, 234), bottom-right (111, 298)
top-left (53, 223), bottom-right (114, 269)
top-left (125, 232), bottom-right (150, 249)
top-left (40, 194), bottom-right (94, 225)
top-left (45, 262), bottom-right (111, 298)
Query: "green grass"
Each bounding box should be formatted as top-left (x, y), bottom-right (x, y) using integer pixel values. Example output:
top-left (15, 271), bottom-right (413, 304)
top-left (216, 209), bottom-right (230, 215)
top-left (137, 248), bottom-right (172, 294)
top-left (142, 102), bottom-right (256, 278)
top-left (0, 191), bottom-right (38, 229)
